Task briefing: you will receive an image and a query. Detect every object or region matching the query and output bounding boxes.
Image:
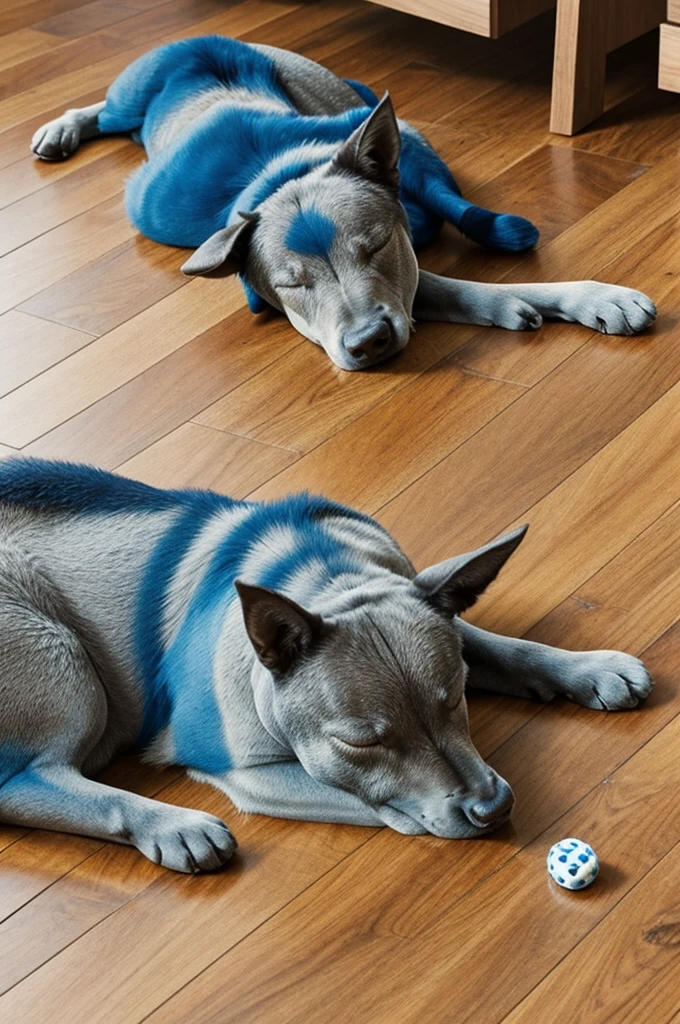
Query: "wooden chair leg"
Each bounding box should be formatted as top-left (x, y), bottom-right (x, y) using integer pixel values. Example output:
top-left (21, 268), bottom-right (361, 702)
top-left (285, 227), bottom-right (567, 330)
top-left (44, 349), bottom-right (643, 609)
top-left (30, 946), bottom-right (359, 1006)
top-left (550, 0), bottom-right (609, 135)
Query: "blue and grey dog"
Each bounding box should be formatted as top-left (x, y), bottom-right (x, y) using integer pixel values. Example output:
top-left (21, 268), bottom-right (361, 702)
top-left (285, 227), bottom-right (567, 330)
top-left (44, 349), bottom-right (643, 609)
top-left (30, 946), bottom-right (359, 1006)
top-left (32, 36), bottom-right (657, 370)
top-left (0, 459), bottom-right (652, 871)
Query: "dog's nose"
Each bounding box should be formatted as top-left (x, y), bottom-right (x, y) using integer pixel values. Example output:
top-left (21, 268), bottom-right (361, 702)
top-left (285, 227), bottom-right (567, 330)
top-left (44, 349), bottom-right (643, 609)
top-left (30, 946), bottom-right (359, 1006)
top-left (462, 778), bottom-right (515, 829)
top-left (343, 319), bottom-right (392, 362)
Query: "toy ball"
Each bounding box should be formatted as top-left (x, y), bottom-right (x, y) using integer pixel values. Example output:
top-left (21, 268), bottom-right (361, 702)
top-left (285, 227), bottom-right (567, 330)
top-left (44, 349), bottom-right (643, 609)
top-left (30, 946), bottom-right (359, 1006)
top-left (547, 838), bottom-right (599, 890)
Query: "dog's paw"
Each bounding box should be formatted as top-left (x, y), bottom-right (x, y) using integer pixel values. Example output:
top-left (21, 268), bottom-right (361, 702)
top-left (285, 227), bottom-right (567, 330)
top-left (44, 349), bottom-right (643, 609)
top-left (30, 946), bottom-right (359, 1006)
top-left (490, 295), bottom-right (543, 331)
top-left (31, 115), bottom-right (81, 161)
top-left (570, 283), bottom-right (657, 336)
top-left (136, 808), bottom-right (237, 873)
top-left (558, 650), bottom-right (653, 711)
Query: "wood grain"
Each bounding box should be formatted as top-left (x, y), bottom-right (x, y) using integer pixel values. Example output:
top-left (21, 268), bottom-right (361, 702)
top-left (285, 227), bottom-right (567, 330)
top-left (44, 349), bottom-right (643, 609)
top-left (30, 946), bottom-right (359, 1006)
top-left (0, 277), bottom-right (244, 446)
top-left (18, 234), bottom-right (188, 335)
top-left (118, 422), bottom-right (298, 494)
top-left (0, 309), bottom-right (94, 398)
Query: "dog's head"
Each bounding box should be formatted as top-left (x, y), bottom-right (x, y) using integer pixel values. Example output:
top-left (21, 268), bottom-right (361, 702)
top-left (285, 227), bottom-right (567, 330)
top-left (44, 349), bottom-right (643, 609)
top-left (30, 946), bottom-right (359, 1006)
top-left (235, 526), bottom-right (526, 838)
top-left (181, 96), bottom-right (418, 371)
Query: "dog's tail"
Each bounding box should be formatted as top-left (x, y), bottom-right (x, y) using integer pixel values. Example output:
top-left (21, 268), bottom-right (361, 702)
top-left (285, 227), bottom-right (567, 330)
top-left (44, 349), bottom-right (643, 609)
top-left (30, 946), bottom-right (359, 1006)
top-left (420, 177), bottom-right (539, 252)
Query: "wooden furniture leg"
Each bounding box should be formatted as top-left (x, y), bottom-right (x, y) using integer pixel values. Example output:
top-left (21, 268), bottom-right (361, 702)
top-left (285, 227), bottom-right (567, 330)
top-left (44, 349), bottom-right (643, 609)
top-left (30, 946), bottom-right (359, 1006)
top-left (551, 0), bottom-right (666, 136)
top-left (550, 0), bottom-right (609, 135)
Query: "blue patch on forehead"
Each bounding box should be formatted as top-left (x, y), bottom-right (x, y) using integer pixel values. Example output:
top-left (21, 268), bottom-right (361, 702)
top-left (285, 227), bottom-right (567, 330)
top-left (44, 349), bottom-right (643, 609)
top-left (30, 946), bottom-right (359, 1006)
top-left (285, 206), bottom-right (337, 259)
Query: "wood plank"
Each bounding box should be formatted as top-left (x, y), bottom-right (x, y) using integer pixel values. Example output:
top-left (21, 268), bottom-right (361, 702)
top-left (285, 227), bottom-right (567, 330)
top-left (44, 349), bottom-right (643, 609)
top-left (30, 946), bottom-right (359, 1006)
top-left (0, 145), bottom-right (142, 257)
top-left (0, 28), bottom-right (63, 72)
top-left (0, 0), bottom-right (303, 131)
top-left (0, 775), bottom-right (375, 1015)
top-left (117, 422), bottom-right (298, 494)
top-left (34, 0), bottom-right (183, 37)
top-left (119, 625), bottom-right (680, 1024)
top-left (503, 838), bottom-right (680, 1023)
top-left (248, 363), bottom-right (524, 509)
top-left (18, 234), bottom-right (187, 336)
top-left (526, 498), bottom-right (680, 655)
top-left (194, 328), bottom-right (467, 455)
top-left (470, 370), bottom-right (680, 638)
top-left (560, 84), bottom-right (680, 164)
top-left (0, 195), bottom-right (136, 316)
top-left (0, 310), bottom-right (94, 398)
top-left (0, 139), bottom-right (129, 209)
top-left (0, 276), bottom-right (243, 447)
top-left (22, 308), bottom-right (300, 465)
top-left (0, 0), bottom-right (231, 102)
top-left (0, 0), bottom-right (100, 35)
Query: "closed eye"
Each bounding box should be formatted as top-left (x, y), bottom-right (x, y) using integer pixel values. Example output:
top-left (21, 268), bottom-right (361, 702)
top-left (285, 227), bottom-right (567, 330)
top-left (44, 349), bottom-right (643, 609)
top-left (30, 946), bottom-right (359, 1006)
top-left (333, 736), bottom-right (383, 749)
top-left (359, 231), bottom-right (393, 260)
top-left (445, 689), bottom-right (464, 711)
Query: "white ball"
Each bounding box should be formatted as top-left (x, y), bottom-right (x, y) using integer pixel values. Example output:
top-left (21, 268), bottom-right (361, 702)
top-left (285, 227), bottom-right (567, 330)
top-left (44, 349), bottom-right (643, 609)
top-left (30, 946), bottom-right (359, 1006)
top-left (547, 838), bottom-right (599, 890)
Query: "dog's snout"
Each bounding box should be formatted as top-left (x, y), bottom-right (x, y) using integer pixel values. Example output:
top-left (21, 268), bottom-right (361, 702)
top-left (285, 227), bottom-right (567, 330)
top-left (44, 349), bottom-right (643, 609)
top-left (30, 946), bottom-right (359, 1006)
top-left (462, 778), bottom-right (515, 829)
top-left (343, 318), bottom-right (393, 362)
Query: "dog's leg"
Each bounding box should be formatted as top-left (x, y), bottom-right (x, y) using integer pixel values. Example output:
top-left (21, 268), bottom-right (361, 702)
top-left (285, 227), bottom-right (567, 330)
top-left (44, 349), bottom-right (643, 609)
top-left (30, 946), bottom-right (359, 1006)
top-left (0, 584), bottom-right (235, 873)
top-left (415, 270), bottom-right (657, 336)
top-left (31, 101), bottom-right (106, 161)
top-left (458, 620), bottom-right (653, 710)
top-left (196, 762), bottom-right (405, 829)
top-left (0, 765), bottom-right (237, 873)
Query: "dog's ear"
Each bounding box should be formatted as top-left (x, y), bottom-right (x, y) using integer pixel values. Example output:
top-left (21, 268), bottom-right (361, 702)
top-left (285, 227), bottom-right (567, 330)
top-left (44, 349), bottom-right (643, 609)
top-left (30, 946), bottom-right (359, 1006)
top-left (181, 213), bottom-right (258, 277)
top-left (413, 525), bottom-right (528, 616)
top-left (333, 93), bottom-right (401, 190)
top-left (235, 580), bottom-right (324, 674)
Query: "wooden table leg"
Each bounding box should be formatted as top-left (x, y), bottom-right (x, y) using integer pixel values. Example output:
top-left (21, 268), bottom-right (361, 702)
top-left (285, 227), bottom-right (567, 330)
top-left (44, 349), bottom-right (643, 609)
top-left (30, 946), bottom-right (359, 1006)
top-left (550, 0), bottom-right (609, 136)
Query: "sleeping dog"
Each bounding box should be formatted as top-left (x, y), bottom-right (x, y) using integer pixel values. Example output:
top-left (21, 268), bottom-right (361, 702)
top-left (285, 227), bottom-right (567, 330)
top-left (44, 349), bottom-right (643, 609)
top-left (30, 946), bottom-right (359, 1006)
top-left (31, 36), bottom-right (657, 370)
top-left (0, 459), bottom-right (652, 872)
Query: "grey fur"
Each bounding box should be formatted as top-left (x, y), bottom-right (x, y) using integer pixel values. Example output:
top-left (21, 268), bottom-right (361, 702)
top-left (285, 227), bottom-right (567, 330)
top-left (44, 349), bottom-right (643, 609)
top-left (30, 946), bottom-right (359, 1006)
top-left (30, 47), bottom-right (657, 370)
top-left (0, 487), bottom-right (653, 871)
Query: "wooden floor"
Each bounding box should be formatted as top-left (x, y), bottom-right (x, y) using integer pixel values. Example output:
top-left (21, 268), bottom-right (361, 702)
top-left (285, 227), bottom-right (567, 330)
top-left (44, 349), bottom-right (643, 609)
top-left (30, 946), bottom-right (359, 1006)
top-left (1, 0), bottom-right (680, 1020)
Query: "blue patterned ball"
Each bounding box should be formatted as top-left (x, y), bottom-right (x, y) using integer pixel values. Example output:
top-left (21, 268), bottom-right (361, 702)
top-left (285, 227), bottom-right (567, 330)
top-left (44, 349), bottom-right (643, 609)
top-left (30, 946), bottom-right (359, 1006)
top-left (547, 838), bottom-right (599, 890)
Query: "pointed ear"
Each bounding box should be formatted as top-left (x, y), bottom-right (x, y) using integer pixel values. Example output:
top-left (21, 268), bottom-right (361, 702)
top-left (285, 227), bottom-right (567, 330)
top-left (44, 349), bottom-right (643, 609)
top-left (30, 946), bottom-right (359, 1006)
top-left (235, 580), bottom-right (324, 674)
top-left (181, 213), bottom-right (258, 277)
top-left (333, 93), bottom-right (401, 190)
top-left (413, 525), bottom-right (528, 616)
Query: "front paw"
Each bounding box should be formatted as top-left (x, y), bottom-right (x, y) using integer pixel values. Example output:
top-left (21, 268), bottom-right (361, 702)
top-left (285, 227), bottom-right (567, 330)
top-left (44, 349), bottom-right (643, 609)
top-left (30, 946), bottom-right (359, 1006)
top-left (136, 807), bottom-right (237, 873)
top-left (559, 650), bottom-right (653, 711)
top-left (490, 295), bottom-right (543, 331)
top-left (573, 283), bottom-right (657, 335)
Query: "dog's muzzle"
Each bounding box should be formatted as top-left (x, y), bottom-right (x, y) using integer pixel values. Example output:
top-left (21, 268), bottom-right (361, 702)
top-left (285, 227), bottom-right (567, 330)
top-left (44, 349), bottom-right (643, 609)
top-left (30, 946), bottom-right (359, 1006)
top-left (342, 317), bottom-right (395, 366)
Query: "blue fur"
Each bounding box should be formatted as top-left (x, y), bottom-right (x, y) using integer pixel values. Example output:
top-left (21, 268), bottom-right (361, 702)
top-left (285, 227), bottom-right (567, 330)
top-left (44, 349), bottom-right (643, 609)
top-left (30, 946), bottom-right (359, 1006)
top-left (0, 743), bottom-right (32, 789)
top-left (343, 79), bottom-right (380, 107)
top-left (135, 497), bottom-right (238, 746)
top-left (2, 459), bottom-right (389, 776)
top-left (0, 457), bottom-right (189, 515)
top-left (286, 207), bottom-right (337, 259)
top-left (94, 36), bottom-right (539, 311)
